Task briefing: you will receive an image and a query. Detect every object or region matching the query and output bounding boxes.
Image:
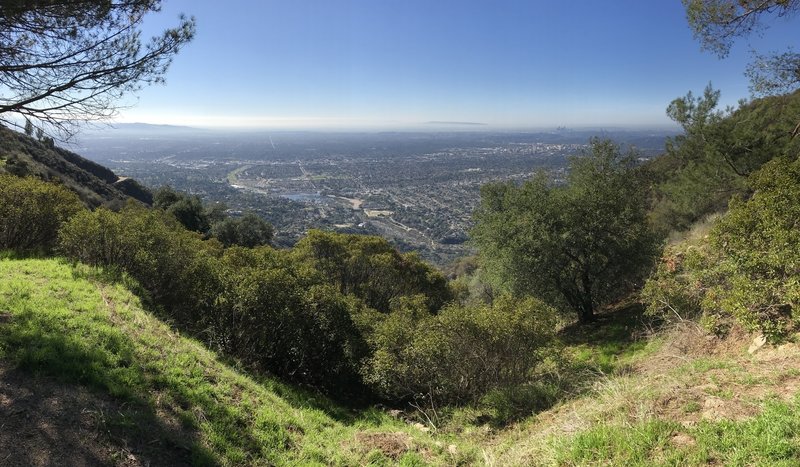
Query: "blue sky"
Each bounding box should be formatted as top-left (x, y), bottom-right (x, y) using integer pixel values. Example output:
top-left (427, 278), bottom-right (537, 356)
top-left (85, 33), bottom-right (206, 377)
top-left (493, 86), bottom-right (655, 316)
top-left (118, 1), bottom-right (799, 129)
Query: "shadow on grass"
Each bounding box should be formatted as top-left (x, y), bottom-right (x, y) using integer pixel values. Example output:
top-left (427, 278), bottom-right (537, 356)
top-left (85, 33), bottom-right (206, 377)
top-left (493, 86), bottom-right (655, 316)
top-left (0, 311), bottom-right (214, 466)
top-left (0, 249), bottom-right (50, 261)
top-left (505, 301), bottom-right (667, 424)
top-left (559, 302), bottom-right (663, 373)
top-left (559, 302), bottom-right (655, 348)
top-left (0, 261), bottom-right (319, 465)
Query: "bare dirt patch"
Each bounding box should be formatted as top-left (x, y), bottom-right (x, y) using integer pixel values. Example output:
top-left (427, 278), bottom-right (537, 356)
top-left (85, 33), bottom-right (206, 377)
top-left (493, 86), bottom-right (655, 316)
top-left (670, 432), bottom-right (696, 448)
top-left (353, 432), bottom-right (415, 460)
top-left (646, 324), bottom-right (800, 425)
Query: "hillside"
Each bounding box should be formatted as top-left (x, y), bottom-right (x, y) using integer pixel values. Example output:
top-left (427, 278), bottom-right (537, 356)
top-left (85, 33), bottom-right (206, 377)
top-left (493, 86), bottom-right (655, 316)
top-left (4, 2), bottom-right (800, 465)
top-left (1, 89), bottom-right (799, 466)
top-left (0, 258), bottom-right (474, 466)
top-left (0, 125), bottom-right (152, 207)
top-left (2, 257), bottom-right (799, 466)
top-left (483, 318), bottom-right (800, 465)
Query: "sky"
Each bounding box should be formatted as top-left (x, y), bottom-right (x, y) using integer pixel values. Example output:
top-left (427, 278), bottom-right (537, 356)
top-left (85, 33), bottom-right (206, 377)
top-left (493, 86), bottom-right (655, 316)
top-left (116, 0), bottom-right (800, 130)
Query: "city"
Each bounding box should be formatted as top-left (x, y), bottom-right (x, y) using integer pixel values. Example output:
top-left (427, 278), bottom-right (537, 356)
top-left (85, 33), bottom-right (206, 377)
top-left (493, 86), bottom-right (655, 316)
top-left (77, 127), bottom-right (668, 265)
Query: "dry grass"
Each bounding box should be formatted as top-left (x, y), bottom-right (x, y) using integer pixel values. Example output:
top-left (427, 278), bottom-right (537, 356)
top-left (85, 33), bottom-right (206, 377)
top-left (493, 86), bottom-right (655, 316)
top-left (666, 213), bottom-right (721, 247)
top-left (483, 320), bottom-right (800, 466)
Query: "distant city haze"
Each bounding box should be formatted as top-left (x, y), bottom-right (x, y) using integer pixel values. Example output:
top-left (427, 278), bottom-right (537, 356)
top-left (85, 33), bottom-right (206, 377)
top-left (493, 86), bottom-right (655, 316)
top-left (117, 1), bottom-right (798, 130)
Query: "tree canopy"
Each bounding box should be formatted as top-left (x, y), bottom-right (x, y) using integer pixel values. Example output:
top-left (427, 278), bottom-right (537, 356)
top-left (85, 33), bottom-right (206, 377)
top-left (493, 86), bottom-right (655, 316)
top-left (0, 0), bottom-right (195, 137)
top-left (153, 186), bottom-right (210, 234)
top-left (212, 211), bottom-right (274, 248)
top-left (647, 86), bottom-right (800, 234)
top-left (472, 139), bottom-right (658, 323)
top-left (292, 230), bottom-right (452, 314)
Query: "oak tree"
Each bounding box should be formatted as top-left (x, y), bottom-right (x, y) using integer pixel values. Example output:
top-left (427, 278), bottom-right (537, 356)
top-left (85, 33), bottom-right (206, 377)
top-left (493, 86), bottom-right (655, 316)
top-left (472, 139), bottom-right (658, 323)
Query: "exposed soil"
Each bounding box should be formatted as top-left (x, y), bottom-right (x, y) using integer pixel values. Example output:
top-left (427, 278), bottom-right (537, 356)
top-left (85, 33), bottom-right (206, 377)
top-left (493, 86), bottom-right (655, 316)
top-left (645, 323), bottom-right (800, 426)
top-left (353, 432), bottom-right (415, 460)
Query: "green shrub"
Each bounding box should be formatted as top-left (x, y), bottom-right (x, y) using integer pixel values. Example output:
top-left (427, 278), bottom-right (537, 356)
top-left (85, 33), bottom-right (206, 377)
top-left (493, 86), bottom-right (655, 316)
top-left (211, 211), bottom-right (273, 247)
top-left (59, 209), bottom-right (377, 394)
top-left (153, 185), bottom-right (211, 233)
top-left (642, 243), bottom-right (714, 321)
top-left (212, 246), bottom-right (376, 394)
top-left (644, 156), bottom-right (800, 339)
top-left (0, 174), bottom-right (83, 252)
top-left (365, 295), bottom-right (558, 405)
top-left (292, 230), bottom-right (452, 313)
top-left (58, 203), bottom-right (222, 328)
top-left (57, 207), bottom-right (129, 266)
top-left (706, 156), bottom-right (800, 338)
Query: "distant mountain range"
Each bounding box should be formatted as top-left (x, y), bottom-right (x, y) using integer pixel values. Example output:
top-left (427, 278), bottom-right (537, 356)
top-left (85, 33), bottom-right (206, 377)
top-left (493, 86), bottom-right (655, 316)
top-left (85, 122), bottom-right (203, 133)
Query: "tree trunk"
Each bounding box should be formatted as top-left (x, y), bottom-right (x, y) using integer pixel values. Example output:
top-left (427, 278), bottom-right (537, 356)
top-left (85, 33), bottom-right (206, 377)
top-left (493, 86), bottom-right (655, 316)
top-left (560, 280), bottom-right (596, 324)
top-left (577, 299), bottom-right (595, 323)
top-left (577, 273), bottom-right (596, 324)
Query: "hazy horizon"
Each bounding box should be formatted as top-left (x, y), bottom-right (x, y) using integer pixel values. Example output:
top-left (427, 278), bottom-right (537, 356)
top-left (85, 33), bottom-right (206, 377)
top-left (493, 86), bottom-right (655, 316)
top-left (89, 120), bottom-right (681, 134)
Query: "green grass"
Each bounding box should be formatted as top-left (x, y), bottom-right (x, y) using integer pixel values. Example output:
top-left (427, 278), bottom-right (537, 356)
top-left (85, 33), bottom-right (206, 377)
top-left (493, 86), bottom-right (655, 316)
top-left (0, 258), bottom-right (476, 466)
top-left (554, 418), bottom-right (679, 466)
top-left (552, 397), bottom-right (800, 466)
top-left (683, 401), bottom-right (701, 414)
top-left (688, 357), bottom-right (739, 373)
top-left (3, 257), bottom-right (799, 466)
top-left (561, 303), bottom-right (658, 375)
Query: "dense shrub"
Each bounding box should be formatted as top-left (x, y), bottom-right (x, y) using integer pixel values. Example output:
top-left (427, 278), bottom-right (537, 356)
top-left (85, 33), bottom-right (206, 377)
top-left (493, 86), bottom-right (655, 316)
top-left (58, 203), bottom-right (222, 328)
top-left (153, 185), bottom-right (211, 233)
top-left (707, 156), bottom-right (800, 338)
top-left (644, 156), bottom-right (800, 339)
top-left (211, 212), bottom-right (273, 247)
top-left (59, 207), bottom-right (381, 394)
top-left (0, 175), bottom-right (83, 252)
top-left (292, 230), bottom-right (453, 313)
top-left (642, 228), bottom-right (724, 330)
top-left (56, 200), bottom-right (560, 401)
top-left (213, 247), bottom-right (377, 393)
top-left (364, 295), bottom-right (558, 405)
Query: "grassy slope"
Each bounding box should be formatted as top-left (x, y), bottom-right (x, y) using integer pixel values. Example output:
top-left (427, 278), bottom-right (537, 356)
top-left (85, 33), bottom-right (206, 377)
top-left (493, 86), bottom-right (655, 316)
top-left (0, 258), bottom-right (476, 466)
top-left (481, 312), bottom-right (800, 466)
top-left (475, 215), bottom-right (799, 465)
top-left (2, 256), bottom-right (799, 466)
